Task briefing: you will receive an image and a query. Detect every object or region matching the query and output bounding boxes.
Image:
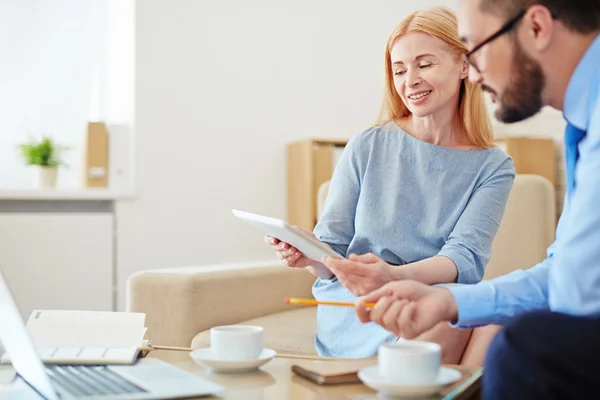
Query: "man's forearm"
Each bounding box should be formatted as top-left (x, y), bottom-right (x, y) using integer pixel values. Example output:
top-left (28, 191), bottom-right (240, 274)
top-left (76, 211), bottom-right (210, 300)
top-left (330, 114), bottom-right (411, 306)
top-left (448, 258), bottom-right (551, 328)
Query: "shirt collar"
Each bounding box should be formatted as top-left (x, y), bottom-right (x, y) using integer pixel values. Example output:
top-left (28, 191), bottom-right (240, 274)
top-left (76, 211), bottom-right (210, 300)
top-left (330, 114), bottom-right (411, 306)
top-left (563, 34), bottom-right (600, 130)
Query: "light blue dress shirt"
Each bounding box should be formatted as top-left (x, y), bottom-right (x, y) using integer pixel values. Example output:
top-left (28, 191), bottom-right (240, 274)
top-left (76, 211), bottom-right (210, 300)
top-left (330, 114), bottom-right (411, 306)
top-left (448, 34), bottom-right (600, 327)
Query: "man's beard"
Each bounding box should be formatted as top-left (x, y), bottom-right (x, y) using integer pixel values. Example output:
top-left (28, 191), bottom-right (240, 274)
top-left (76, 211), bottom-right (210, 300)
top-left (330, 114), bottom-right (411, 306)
top-left (494, 38), bottom-right (545, 123)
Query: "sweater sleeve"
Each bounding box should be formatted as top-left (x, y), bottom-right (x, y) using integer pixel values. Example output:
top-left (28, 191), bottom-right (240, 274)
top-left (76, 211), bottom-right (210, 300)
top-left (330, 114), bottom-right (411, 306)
top-left (437, 157), bottom-right (516, 283)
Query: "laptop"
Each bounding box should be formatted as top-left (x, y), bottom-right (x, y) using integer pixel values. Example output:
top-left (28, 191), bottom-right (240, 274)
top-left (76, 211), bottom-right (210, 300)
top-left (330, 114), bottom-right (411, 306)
top-left (0, 270), bottom-right (223, 399)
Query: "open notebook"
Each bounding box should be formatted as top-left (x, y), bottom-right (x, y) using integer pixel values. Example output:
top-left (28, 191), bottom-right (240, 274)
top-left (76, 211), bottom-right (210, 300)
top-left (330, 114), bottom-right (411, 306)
top-left (1, 310), bottom-right (147, 365)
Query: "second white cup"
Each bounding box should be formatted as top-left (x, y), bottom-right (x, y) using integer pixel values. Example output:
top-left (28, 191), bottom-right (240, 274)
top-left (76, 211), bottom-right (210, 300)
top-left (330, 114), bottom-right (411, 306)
top-left (378, 340), bottom-right (441, 384)
top-left (210, 325), bottom-right (265, 360)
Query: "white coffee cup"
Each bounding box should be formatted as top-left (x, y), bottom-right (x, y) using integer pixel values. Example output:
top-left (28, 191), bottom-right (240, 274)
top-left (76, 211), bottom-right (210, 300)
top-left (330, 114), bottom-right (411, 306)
top-left (210, 325), bottom-right (265, 360)
top-left (378, 340), bottom-right (441, 384)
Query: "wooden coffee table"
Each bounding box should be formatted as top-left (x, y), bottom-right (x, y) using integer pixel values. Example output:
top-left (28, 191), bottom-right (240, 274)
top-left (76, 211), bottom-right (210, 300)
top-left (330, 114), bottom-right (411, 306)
top-left (149, 350), bottom-right (482, 399)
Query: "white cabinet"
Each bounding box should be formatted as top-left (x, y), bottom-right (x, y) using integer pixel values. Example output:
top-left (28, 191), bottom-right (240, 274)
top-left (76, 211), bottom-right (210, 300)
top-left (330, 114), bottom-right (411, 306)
top-left (0, 212), bottom-right (113, 318)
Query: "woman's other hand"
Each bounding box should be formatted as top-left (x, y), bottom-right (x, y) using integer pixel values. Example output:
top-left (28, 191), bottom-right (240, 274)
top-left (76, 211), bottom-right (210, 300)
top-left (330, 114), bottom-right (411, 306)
top-left (321, 253), bottom-right (396, 296)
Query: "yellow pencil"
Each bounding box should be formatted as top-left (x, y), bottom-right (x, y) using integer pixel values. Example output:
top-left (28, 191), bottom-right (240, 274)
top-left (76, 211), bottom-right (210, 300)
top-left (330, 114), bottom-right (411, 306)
top-left (286, 297), bottom-right (375, 308)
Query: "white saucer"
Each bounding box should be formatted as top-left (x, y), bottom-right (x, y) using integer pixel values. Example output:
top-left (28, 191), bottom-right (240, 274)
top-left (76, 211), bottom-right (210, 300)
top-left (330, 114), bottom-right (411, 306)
top-left (358, 365), bottom-right (462, 398)
top-left (189, 348), bottom-right (276, 373)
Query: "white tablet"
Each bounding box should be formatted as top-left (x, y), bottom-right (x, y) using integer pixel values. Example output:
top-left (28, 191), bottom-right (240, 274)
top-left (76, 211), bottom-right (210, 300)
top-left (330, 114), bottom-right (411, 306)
top-left (232, 209), bottom-right (341, 261)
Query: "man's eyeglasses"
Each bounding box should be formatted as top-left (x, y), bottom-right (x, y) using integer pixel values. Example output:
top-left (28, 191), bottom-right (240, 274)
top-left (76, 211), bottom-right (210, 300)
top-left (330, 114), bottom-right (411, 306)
top-left (464, 9), bottom-right (526, 73)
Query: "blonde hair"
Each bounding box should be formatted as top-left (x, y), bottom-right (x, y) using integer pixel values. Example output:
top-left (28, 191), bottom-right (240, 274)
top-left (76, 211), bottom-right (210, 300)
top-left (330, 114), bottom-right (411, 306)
top-left (377, 6), bottom-right (494, 148)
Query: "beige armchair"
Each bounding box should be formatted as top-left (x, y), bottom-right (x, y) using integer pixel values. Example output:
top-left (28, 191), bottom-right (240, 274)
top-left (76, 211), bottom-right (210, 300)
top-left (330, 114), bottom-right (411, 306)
top-left (127, 174), bottom-right (556, 356)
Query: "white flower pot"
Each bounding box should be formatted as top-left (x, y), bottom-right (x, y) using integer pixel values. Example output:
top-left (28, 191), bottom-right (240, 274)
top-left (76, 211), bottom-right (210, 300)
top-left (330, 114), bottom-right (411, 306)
top-left (30, 166), bottom-right (58, 189)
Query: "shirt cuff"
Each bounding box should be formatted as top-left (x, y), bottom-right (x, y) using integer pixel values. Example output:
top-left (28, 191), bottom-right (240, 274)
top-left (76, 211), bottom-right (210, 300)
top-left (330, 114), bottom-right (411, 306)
top-left (446, 281), bottom-right (496, 328)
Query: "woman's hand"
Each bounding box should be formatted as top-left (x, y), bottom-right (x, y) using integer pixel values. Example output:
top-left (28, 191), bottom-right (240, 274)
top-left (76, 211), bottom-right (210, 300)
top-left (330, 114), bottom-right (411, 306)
top-left (264, 227), bottom-right (318, 268)
top-left (321, 253), bottom-right (397, 296)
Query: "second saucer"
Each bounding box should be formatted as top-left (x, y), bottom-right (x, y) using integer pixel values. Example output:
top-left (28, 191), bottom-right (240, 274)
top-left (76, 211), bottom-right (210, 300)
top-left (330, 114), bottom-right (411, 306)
top-left (190, 348), bottom-right (277, 374)
top-left (358, 365), bottom-right (462, 398)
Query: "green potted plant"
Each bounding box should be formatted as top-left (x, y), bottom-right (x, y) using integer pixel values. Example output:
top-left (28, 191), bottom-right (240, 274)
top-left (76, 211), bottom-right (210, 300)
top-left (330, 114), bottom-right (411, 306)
top-left (17, 136), bottom-right (68, 189)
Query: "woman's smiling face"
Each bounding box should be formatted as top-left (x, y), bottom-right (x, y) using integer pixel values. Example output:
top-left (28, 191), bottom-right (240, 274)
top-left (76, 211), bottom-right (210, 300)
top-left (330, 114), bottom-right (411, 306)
top-left (391, 31), bottom-right (467, 118)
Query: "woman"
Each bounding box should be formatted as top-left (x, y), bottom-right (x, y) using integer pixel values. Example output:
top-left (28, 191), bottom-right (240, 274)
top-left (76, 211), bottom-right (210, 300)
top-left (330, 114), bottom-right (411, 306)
top-left (267, 6), bottom-right (512, 361)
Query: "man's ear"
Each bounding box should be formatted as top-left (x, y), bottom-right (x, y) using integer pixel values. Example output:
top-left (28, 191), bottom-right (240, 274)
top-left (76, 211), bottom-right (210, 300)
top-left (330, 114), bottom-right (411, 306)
top-left (524, 4), bottom-right (554, 51)
top-left (460, 58), bottom-right (469, 79)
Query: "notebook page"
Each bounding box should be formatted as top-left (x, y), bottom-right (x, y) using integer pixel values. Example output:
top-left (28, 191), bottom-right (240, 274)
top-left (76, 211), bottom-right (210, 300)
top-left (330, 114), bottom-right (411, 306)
top-left (27, 325), bottom-right (147, 348)
top-left (2, 347), bottom-right (139, 365)
top-left (27, 310), bottom-right (145, 328)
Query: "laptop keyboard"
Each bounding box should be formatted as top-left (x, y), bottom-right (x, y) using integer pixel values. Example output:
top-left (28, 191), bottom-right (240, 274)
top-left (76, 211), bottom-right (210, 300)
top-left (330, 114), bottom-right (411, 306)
top-left (45, 365), bottom-right (147, 398)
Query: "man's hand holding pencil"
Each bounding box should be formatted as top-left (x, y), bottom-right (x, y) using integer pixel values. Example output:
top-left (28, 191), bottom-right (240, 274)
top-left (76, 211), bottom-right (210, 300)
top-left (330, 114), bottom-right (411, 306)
top-left (286, 280), bottom-right (458, 339)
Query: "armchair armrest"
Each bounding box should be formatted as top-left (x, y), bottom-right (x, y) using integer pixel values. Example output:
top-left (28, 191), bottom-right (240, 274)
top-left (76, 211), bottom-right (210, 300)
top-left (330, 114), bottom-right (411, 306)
top-left (126, 260), bottom-right (316, 347)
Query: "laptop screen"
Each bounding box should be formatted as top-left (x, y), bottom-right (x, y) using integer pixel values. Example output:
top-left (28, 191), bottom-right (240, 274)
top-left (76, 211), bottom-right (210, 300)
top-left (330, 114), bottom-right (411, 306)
top-left (0, 270), bottom-right (58, 400)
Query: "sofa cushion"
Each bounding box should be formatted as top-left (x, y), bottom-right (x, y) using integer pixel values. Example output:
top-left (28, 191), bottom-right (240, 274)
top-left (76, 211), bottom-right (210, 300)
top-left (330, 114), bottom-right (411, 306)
top-left (191, 306), bottom-right (318, 356)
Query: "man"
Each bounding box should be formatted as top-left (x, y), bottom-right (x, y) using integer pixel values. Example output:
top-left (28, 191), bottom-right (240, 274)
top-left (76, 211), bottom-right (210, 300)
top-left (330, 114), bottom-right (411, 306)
top-left (354, 0), bottom-right (600, 398)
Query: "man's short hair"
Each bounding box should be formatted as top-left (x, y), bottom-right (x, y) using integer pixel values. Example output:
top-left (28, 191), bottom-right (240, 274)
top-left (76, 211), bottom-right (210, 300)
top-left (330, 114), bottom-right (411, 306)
top-left (479, 0), bottom-right (600, 34)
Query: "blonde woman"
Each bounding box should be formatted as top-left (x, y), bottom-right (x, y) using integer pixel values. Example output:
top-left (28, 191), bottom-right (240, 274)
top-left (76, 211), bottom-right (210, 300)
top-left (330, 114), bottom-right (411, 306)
top-left (267, 6), bottom-right (513, 362)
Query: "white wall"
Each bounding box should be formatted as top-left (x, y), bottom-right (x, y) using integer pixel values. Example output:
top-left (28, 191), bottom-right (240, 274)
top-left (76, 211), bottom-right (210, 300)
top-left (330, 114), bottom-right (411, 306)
top-left (115, 0), bottom-right (567, 310)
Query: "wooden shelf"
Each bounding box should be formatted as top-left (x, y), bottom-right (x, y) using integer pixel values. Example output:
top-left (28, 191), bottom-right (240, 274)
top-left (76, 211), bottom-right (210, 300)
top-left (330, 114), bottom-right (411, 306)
top-left (287, 139), bottom-right (348, 230)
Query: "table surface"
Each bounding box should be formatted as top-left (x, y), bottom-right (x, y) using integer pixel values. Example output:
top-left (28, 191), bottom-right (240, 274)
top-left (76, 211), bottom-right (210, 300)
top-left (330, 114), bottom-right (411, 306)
top-left (148, 349), bottom-right (482, 400)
